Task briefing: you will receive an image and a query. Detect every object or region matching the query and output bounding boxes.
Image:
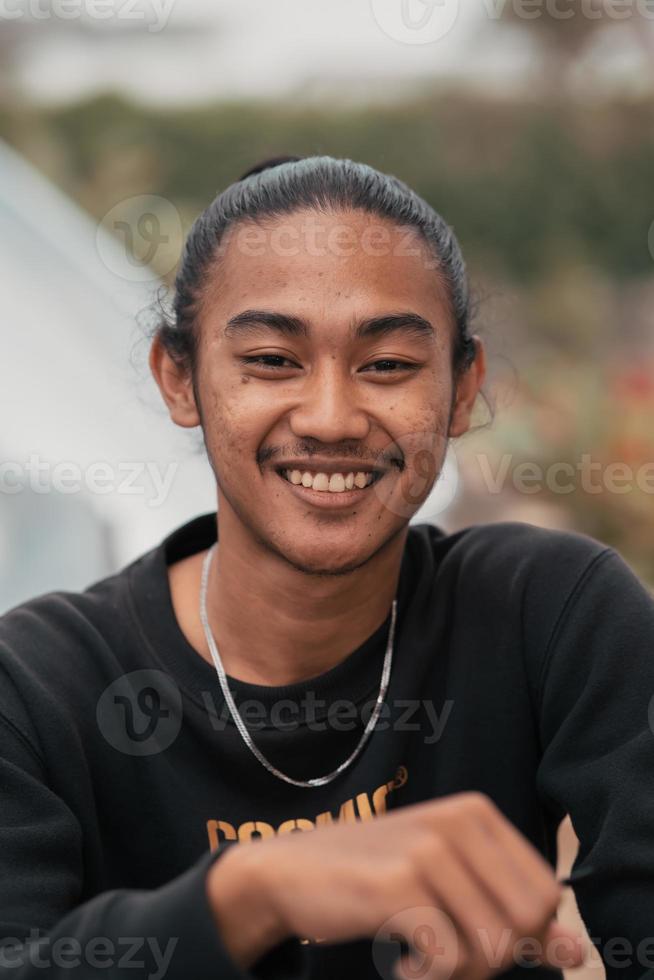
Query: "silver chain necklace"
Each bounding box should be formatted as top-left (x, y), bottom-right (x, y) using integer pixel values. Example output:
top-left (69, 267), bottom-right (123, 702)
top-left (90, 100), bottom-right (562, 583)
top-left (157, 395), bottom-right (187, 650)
top-left (199, 542), bottom-right (397, 788)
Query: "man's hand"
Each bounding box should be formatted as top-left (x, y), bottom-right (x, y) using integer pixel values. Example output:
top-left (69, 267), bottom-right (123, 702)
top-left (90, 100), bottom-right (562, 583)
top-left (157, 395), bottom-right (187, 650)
top-left (206, 791), bottom-right (587, 979)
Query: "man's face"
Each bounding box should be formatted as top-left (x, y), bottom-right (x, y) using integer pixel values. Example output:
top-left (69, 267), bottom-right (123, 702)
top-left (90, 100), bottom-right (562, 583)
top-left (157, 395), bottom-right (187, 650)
top-left (189, 208), bottom-right (472, 574)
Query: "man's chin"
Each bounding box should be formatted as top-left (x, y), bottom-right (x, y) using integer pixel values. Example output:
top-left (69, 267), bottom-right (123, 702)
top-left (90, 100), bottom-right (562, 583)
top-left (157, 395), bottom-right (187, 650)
top-left (216, 483), bottom-right (405, 574)
top-left (274, 542), bottom-right (374, 577)
top-left (262, 522), bottom-right (407, 578)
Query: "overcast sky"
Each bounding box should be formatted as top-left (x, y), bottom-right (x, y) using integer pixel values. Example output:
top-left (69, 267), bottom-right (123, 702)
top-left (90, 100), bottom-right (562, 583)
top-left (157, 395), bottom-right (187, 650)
top-left (10, 0), bottom-right (532, 103)
top-left (10, 0), bottom-right (651, 104)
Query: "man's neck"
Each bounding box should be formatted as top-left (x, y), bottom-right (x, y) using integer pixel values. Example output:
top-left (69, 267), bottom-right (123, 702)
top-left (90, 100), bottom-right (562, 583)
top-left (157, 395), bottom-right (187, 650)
top-left (168, 514), bottom-right (408, 687)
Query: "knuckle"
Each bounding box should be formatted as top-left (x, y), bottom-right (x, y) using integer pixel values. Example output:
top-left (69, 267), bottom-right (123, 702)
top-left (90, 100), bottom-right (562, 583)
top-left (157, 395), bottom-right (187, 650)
top-left (407, 829), bottom-right (447, 867)
top-left (510, 905), bottom-right (544, 938)
top-left (458, 790), bottom-right (496, 817)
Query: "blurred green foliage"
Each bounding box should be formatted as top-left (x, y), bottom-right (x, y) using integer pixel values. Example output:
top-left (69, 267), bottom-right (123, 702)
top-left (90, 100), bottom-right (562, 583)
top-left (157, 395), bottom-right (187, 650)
top-left (3, 90), bottom-right (653, 285)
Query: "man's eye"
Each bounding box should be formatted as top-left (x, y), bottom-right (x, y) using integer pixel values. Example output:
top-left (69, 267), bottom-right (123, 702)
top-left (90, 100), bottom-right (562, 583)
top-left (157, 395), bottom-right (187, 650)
top-left (362, 360), bottom-right (417, 373)
top-left (240, 355), bottom-right (298, 370)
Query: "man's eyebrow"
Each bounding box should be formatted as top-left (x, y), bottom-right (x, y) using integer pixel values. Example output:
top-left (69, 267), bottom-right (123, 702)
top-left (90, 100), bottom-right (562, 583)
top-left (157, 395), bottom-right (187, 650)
top-left (224, 309), bottom-right (435, 341)
top-left (225, 310), bottom-right (308, 338)
top-left (352, 312), bottom-right (435, 342)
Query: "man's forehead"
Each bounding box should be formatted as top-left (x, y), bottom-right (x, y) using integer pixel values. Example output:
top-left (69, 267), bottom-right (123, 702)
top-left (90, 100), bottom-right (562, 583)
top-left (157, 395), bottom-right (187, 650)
top-left (218, 210), bottom-right (437, 278)
top-left (213, 254), bottom-right (442, 312)
top-left (199, 214), bottom-right (447, 328)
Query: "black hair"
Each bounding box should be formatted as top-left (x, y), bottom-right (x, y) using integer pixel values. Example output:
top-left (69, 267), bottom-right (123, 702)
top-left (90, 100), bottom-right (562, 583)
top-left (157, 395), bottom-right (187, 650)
top-left (155, 154), bottom-right (480, 389)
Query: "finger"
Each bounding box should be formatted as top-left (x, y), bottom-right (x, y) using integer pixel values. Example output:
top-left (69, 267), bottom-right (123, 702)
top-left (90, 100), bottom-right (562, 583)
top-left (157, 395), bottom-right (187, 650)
top-left (446, 796), bottom-right (563, 923)
top-left (383, 900), bottom-right (461, 980)
top-left (469, 797), bottom-right (562, 903)
top-left (539, 920), bottom-right (589, 971)
top-left (416, 838), bottom-right (517, 975)
top-left (513, 918), bottom-right (588, 971)
top-left (431, 817), bottom-right (559, 949)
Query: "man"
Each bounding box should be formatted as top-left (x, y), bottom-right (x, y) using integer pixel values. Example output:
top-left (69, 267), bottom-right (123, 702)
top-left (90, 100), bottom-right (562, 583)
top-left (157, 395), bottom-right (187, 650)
top-left (2, 157), bottom-right (653, 980)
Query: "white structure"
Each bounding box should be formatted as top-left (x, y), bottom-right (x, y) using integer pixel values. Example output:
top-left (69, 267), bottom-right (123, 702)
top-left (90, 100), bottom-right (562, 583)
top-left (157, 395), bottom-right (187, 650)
top-left (0, 140), bottom-right (215, 613)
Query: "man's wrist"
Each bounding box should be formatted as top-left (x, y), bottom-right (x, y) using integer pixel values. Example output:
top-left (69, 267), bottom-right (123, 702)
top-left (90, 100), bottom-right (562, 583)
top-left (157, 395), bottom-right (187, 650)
top-left (206, 843), bottom-right (288, 971)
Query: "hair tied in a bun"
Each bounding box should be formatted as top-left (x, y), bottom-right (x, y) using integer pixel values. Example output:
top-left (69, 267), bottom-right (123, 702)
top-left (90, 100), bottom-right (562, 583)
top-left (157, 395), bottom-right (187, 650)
top-left (237, 155), bottom-right (304, 182)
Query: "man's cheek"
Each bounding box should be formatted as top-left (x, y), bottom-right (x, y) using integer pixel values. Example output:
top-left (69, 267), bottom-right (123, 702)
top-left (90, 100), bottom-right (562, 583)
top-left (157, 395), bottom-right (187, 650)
top-left (206, 428), bottom-right (251, 486)
top-left (372, 425), bottom-right (447, 519)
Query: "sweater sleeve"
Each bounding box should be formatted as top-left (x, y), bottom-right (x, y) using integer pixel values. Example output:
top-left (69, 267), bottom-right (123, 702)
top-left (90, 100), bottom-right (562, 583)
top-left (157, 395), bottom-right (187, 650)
top-left (534, 547), bottom-right (654, 980)
top-left (0, 714), bottom-right (309, 979)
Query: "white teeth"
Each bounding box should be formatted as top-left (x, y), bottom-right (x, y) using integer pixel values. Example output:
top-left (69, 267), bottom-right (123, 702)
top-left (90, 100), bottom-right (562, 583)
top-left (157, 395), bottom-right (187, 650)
top-left (281, 469), bottom-right (377, 492)
top-left (328, 473), bottom-right (346, 493)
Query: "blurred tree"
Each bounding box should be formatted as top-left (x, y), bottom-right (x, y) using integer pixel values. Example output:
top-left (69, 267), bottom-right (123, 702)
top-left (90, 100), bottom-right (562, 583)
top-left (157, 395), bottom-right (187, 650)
top-left (0, 6), bottom-right (211, 140)
top-left (501, 0), bottom-right (626, 94)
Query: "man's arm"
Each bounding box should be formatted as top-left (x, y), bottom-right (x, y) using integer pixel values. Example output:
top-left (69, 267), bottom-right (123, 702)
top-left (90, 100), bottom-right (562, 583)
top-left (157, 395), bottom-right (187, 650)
top-left (0, 712), bottom-right (308, 979)
top-left (533, 546), bottom-right (654, 980)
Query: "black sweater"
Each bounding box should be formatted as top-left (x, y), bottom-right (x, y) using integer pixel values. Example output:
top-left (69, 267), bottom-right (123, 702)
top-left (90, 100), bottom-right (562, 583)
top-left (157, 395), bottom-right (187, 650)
top-left (1, 512), bottom-right (654, 980)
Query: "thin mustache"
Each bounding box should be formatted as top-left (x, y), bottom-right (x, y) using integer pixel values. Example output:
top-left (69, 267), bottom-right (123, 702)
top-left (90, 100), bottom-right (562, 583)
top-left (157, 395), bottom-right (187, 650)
top-left (258, 446), bottom-right (405, 469)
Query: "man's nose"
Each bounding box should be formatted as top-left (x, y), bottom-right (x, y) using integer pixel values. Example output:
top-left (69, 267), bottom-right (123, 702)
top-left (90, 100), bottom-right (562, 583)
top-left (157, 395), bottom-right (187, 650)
top-left (288, 365), bottom-right (371, 444)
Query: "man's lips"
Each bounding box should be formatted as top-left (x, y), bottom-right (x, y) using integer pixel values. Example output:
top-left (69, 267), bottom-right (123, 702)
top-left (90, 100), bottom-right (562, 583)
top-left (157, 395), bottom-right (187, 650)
top-left (270, 458), bottom-right (388, 476)
top-left (271, 466), bottom-right (388, 509)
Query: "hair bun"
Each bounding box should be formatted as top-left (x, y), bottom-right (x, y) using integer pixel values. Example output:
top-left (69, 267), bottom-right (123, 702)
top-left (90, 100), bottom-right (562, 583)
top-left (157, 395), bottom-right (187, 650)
top-left (237, 155), bottom-right (303, 182)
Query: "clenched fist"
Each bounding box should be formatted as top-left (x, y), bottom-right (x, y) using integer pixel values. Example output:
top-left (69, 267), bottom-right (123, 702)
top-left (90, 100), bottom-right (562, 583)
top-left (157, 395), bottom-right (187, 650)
top-left (207, 791), bottom-right (587, 979)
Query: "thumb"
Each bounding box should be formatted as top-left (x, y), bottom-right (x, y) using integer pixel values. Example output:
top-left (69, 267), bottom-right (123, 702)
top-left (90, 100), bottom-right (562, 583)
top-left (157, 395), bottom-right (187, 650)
top-left (538, 919), bottom-right (589, 971)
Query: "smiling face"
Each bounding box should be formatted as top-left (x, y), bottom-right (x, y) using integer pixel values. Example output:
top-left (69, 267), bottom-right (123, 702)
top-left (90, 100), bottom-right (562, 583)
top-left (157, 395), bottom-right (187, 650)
top-left (152, 207), bottom-right (485, 575)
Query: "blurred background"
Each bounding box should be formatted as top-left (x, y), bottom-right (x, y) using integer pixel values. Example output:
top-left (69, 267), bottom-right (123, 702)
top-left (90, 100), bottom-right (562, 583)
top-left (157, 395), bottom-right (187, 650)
top-left (1, 3), bottom-right (653, 972)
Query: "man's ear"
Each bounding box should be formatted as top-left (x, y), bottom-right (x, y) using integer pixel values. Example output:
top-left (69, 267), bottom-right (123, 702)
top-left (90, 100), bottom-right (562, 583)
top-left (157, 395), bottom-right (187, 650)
top-left (448, 336), bottom-right (486, 439)
top-left (149, 334), bottom-right (201, 428)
